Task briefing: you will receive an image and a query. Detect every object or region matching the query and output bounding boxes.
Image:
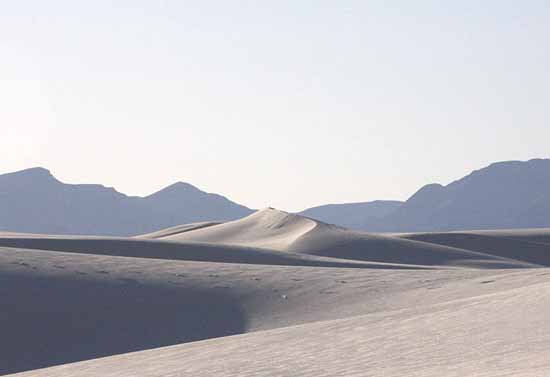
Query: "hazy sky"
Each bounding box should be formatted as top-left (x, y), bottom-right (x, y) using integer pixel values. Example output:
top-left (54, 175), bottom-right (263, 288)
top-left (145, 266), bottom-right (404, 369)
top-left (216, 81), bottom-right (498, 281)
top-left (1, 1), bottom-right (549, 211)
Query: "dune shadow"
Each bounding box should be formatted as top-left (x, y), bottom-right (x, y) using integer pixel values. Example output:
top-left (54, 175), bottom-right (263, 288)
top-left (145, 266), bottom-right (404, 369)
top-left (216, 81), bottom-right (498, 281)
top-left (0, 238), bottom-right (413, 269)
top-left (295, 235), bottom-right (533, 269)
top-left (402, 233), bottom-right (550, 267)
top-left (0, 269), bottom-right (246, 375)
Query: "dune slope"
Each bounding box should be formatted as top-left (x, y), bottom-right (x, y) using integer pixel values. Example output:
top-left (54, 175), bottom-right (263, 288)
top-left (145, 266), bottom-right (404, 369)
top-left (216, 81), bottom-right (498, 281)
top-left (3, 209), bottom-right (549, 376)
top-left (469, 228), bottom-right (550, 245)
top-left (160, 208), bottom-right (318, 250)
top-left (0, 246), bottom-right (505, 375)
top-left (159, 208), bottom-right (538, 268)
top-left (11, 268), bottom-right (550, 377)
top-left (399, 231), bottom-right (550, 266)
top-left (0, 235), bottom-right (425, 270)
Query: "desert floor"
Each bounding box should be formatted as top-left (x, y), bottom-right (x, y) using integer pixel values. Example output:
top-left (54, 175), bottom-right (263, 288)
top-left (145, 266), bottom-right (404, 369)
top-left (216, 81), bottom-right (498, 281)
top-left (2, 209), bottom-right (550, 376)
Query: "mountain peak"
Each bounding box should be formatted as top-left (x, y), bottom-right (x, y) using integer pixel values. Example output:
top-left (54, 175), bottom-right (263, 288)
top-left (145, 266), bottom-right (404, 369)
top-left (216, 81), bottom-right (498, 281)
top-left (485, 158), bottom-right (550, 169)
top-left (0, 167), bottom-right (58, 184)
top-left (166, 181), bottom-right (202, 191)
top-left (11, 166), bottom-right (52, 176)
top-left (0, 169), bottom-right (253, 235)
top-left (29, 166), bottom-right (49, 172)
top-left (247, 207), bottom-right (313, 228)
top-left (146, 181), bottom-right (205, 200)
top-left (173, 181), bottom-right (201, 190)
top-left (406, 183), bottom-right (445, 205)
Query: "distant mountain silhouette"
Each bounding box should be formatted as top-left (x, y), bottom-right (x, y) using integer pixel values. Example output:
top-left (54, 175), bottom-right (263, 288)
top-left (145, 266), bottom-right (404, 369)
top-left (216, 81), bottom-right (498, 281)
top-left (306, 159), bottom-right (550, 232)
top-left (299, 201), bottom-right (403, 230)
top-left (365, 158), bottom-right (550, 232)
top-left (0, 168), bottom-right (253, 236)
top-left (3, 159), bottom-right (550, 235)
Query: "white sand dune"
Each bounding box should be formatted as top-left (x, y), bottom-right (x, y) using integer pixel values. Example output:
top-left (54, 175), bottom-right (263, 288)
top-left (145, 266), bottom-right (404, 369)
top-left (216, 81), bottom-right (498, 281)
top-left (399, 229), bottom-right (550, 266)
top-left (156, 208), bottom-right (538, 268)
top-left (158, 207), bottom-right (319, 250)
top-left (0, 246), bottom-right (496, 375)
top-left (9, 264), bottom-right (550, 377)
top-left (2, 209), bottom-right (549, 376)
top-left (0, 235), bottom-right (425, 270)
top-left (135, 221), bottom-right (222, 239)
top-left (4, 208), bottom-right (534, 270)
top-left (469, 228), bottom-right (550, 245)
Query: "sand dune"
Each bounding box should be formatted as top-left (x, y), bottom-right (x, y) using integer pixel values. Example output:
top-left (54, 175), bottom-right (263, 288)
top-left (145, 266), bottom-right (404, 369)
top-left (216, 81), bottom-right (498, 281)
top-left (159, 207), bottom-right (319, 250)
top-left (287, 225), bottom-right (538, 268)
top-left (135, 221), bottom-right (222, 239)
top-left (9, 264), bottom-right (550, 376)
top-left (399, 230), bottom-right (550, 266)
top-left (2, 208), bottom-right (549, 376)
top-left (157, 208), bottom-right (538, 268)
top-left (470, 228), bottom-right (550, 245)
top-left (0, 236), bottom-right (425, 270)
top-left (2, 209), bottom-right (543, 269)
top-left (0, 246), bottom-right (489, 375)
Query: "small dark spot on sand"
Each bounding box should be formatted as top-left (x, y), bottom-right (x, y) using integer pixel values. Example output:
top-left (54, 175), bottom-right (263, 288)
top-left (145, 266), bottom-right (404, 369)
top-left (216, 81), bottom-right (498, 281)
top-left (12, 261), bottom-right (29, 267)
top-left (95, 270), bottom-right (109, 274)
top-left (176, 273), bottom-right (187, 278)
top-left (480, 280), bottom-right (495, 284)
top-left (53, 265), bottom-right (66, 269)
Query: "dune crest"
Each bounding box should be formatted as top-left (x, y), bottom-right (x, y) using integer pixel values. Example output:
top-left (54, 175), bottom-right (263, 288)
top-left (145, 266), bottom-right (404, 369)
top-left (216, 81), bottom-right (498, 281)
top-left (159, 207), bottom-right (320, 250)
top-left (136, 222), bottom-right (222, 239)
top-left (155, 209), bottom-right (537, 268)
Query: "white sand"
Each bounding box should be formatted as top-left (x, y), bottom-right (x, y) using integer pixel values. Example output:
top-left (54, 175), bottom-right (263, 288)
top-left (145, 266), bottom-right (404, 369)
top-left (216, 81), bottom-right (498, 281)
top-left (9, 264), bottom-right (550, 376)
top-left (135, 222), bottom-right (222, 239)
top-left (155, 208), bottom-right (539, 268)
top-left (2, 209), bottom-right (550, 376)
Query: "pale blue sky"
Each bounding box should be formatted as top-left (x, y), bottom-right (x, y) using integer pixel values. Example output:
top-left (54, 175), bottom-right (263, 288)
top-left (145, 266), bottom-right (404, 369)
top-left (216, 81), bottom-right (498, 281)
top-left (1, 1), bottom-right (549, 211)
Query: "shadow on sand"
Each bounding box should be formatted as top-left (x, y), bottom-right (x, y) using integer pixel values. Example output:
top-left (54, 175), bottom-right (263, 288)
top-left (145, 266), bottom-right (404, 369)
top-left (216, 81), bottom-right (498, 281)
top-left (0, 267), bottom-right (246, 375)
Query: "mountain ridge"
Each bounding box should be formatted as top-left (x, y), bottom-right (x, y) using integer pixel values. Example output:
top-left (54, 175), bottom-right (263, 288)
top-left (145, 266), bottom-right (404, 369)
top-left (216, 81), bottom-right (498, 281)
top-left (0, 167), bottom-right (253, 236)
top-left (2, 158), bottom-right (550, 235)
top-left (300, 159), bottom-right (550, 232)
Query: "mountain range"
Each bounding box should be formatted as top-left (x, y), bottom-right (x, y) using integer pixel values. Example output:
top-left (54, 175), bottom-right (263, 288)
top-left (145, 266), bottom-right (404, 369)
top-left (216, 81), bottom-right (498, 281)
top-left (0, 167), bottom-right (252, 236)
top-left (303, 158), bottom-right (550, 232)
top-left (1, 158), bottom-right (549, 235)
